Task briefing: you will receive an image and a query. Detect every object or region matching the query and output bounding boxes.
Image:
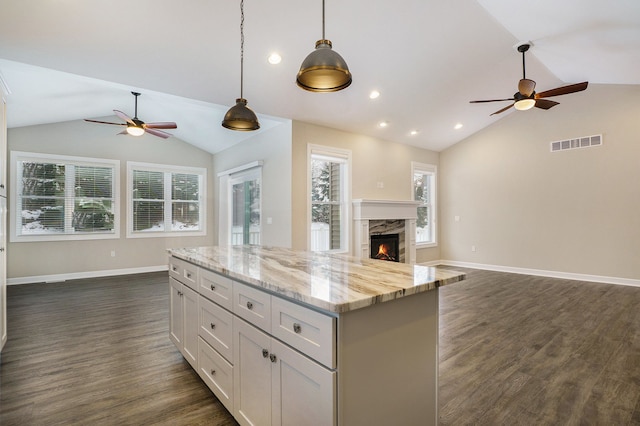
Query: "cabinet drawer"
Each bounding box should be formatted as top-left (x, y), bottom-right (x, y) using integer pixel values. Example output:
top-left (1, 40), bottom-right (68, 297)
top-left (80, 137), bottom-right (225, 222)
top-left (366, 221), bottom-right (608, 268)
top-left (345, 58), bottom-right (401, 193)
top-left (199, 268), bottom-right (233, 311)
top-left (271, 297), bottom-right (336, 369)
top-left (198, 337), bottom-right (234, 414)
top-left (233, 281), bottom-right (271, 332)
top-left (168, 257), bottom-right (198, 291)
top-left (199, 296), bottom-right (233, 362)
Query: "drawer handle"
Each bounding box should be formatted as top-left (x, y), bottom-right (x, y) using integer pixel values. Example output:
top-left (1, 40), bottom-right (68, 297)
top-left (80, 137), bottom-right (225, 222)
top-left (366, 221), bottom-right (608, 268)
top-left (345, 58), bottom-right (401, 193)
top-left (270, 353), bottom-right (277, 363)
top-left (210, 369), bottom-right (216, 375)
top-left (262, 349), bottom-right (269, 358)
top-left (186, 273), bottom-right (192, 278)
top-left (172, 266), bottom-right (178, 271)
top-left (210, 323), bottom-right (216, 330)
top-left (210, 284), bottom-right (216, 291)
top-left (293, 323), bottom-right (302, 334)
top-left (246, 301), bottom-right (254, 310)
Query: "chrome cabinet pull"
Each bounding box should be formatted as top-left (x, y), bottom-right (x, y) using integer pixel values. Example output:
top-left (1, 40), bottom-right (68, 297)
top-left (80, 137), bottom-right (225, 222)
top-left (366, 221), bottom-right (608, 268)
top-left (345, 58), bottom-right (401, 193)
top-left (293, 323), bottom-right (302, 334)
top-left (210, 323), bottom-right (216, 330)
top-left (262, 349), bottom-right (269, 358)
top-left (246, 301), bottom-right (254, 310)
top-left (270, 353), bottom-right (277, 363)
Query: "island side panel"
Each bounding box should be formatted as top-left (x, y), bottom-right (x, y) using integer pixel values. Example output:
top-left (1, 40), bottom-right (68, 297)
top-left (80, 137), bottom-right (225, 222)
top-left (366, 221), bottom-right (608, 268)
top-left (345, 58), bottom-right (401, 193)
top-left (337, 289), bottom-right (439, 426)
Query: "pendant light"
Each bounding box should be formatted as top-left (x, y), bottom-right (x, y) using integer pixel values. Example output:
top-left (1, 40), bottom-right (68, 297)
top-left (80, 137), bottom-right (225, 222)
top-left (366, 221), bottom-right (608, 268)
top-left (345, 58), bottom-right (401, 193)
top-left (222, 0), bottom-right (260, 131)
top-left (296, 0), bottom-right (352, 92)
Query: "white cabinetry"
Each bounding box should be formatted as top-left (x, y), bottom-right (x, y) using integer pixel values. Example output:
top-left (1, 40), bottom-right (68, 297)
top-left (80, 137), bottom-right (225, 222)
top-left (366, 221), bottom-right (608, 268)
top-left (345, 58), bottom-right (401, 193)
top-left (169, 257), bottom-right (337, 426)
top-left (169, 276), bottom-right (198, 368)
top-left (234, 317), bottom-right (335, 426)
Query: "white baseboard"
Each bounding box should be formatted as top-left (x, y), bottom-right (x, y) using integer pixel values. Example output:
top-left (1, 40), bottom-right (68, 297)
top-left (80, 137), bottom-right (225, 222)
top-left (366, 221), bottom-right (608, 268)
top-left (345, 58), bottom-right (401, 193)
top-left (7, 265), bottom-right (169, 286)
top-left (430, 260), bottom-right (640, 288)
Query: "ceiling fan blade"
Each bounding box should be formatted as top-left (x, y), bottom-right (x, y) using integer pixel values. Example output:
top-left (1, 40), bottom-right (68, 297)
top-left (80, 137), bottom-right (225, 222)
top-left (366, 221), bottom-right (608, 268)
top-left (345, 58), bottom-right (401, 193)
top-left (470, 98), bottom-right (515, 104)
top-left (535, 82), bottom-right (588, 99)
top-left (518, 79), bottom-right (536, 97)
top-left (144, 128), bottom-right (172, 139)
top-left (84, 119), bottom-right (126, 126)
top-left (534, 99), bottom-right (560, 110)
top-left (114, 109), bottom-right (135, 125)
top-left (144, 122), bottom-right (177, 130)
top-left (490, 103), bottom-right (514, 116)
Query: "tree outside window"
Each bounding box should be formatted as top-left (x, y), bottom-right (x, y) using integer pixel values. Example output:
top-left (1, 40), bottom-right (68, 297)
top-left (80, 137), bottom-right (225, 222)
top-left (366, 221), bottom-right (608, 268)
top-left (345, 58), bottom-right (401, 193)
top-left (412, 162), bottom-right (436, 245)
top-left (14, 152), bottom-right (118, 241)
top-left (309, 146), bottom-right (350, 253)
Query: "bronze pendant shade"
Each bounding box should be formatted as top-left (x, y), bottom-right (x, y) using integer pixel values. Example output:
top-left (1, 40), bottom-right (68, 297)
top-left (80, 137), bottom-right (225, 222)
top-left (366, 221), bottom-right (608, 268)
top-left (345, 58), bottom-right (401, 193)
top-left (296, 0), bottom-right (352, 92)
top-left (222, 0), bottom-right (260, 131)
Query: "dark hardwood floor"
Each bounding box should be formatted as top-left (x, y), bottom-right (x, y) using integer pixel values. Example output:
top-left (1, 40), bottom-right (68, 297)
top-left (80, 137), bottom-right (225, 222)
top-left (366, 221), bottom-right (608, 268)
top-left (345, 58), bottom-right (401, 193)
top-left (1, 268), bottom-right (639, 425)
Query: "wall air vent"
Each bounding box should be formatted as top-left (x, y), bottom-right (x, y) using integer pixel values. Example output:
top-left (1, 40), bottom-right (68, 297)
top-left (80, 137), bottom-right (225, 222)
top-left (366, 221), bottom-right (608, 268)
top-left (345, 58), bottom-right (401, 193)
top-left (550, 134), bottom-right (602, 152)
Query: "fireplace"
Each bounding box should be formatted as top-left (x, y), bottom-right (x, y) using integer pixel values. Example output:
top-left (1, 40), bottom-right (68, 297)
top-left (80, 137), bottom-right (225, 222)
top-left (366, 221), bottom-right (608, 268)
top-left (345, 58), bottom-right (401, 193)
top-left (370, 234), bottom-right (400, 262)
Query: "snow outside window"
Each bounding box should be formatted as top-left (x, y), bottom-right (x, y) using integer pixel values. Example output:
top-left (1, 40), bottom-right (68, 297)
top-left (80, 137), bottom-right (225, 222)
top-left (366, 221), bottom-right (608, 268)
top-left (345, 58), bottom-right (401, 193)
top-left (11, 151), bottom-right (119, 242)
top-left (127, 162), bottom-right (206, 238)
top-left (412, 162), bottom-right (437, 246)
top-left (309, 145), bottom-right (351, 253)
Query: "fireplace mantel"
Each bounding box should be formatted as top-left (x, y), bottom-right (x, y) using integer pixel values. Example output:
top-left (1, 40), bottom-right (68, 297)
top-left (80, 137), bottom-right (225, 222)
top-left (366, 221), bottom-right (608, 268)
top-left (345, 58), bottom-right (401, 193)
top-left (353, 199), bottom-right (421, 220)
top-left (352, 199), bottom-right (420, 264)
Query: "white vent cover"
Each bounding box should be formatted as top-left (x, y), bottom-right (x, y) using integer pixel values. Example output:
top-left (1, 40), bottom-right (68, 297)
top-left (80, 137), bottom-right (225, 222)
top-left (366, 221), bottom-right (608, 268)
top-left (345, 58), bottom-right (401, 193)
top-left (550, 134), bottom-right (602, 152)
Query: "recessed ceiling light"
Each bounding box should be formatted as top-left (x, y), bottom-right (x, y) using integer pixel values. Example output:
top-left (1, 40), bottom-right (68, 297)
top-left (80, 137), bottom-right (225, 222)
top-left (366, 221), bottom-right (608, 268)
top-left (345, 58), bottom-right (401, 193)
top-left (410, 130), bottom-right (419, 136)
top-left (378, 121), bottom-right (388, 128)
top-left (268, 53), bottom-right (282, 65)
top-left (369, 90), bottom-right (380, 99)
top-left (454, 123), bottom-right (463, 130)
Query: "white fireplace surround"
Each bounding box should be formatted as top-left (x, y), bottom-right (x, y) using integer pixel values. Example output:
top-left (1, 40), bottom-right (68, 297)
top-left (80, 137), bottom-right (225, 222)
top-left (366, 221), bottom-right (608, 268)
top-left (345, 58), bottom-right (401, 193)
top-left (352, 199), bottom-right (421, 264)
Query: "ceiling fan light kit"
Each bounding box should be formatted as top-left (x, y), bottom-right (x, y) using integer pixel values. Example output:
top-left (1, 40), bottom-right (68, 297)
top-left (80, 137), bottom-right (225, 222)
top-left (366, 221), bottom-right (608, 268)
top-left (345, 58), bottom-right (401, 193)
top-left (470, 42), bottom-right (588, 116)
top-left (296, 0), bottom-right (352, 92)
top-left (222, 0), bottom-right (260, 131)
top-left (84, 91), bottom-right (177, 139)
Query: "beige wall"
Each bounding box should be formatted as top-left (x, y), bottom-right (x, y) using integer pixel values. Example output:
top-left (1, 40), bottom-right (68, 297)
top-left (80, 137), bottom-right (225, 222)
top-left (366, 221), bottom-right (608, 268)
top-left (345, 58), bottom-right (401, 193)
top-left (8, 119), bottom-right (215, 281)
top-left (292, 121), bottom-right (440, 263)
top-left (440, 84), bottom-right (640, 280)
top-left (212, 121), bottom-right (292, 248)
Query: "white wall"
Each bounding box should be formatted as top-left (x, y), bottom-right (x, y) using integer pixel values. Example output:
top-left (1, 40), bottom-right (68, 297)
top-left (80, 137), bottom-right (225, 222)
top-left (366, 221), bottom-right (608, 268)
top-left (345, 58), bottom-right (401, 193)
top-left (8, 118), bottom-right (215, 282)
top-left (291, 121), bottom-right (440, 263)
top-left (440, 84), bottom-right (640, 281)
top-left (212, 121), bottom-right (292, 248)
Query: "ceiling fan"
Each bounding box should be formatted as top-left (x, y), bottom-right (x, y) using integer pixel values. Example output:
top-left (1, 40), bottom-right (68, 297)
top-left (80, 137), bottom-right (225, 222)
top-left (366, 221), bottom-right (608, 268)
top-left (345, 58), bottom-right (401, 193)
top-left (85, 91), bottom-right (177, 138)
top-left (470, 43), bottom-right (588, 116)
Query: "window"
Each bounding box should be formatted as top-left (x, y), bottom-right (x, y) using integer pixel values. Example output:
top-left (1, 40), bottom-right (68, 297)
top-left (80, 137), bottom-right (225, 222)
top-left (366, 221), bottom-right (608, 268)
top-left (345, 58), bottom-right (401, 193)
top-left (412, 162), bottom-right (437, 246)
top-left (229, 168), bottom-right (261, 245)
top-left (309, 145), bottom-right (351, 253)
top-left (217, 161), bottom-right (262, 246)
top-left (11, 151), bottom-right (119, 242)
top-left (127, 162), bottom-right (206, 238)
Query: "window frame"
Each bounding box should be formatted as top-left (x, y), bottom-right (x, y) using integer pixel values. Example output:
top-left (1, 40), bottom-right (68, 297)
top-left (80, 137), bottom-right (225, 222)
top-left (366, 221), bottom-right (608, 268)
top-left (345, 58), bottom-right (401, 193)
top-left (412, 161), bottom-right (437, 248)
top-left (127, 161), bottom-right (206, 238)
top-left (10, 151), bottom-right (120, 242)
top-left (217, 161), bottom-right (263, 246)
top-left (308, 144), bottom-right (351, 254)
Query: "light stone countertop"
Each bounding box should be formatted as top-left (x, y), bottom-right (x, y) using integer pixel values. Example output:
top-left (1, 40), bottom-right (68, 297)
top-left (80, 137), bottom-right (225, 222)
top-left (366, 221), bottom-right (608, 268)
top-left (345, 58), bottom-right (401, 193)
top-left (168, 245), bottom-right (466, 314)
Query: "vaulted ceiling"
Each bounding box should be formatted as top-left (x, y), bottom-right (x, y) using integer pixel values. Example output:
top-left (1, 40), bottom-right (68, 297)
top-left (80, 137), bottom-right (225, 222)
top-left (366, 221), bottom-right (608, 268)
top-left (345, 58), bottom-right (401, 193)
top-left (0, 0), bottom-right (638, 154)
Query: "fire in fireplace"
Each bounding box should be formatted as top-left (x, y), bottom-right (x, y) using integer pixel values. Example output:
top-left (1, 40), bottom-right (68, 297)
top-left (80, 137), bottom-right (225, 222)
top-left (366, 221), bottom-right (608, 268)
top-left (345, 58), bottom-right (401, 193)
top-left (370, 233), bottom-right (400, 262)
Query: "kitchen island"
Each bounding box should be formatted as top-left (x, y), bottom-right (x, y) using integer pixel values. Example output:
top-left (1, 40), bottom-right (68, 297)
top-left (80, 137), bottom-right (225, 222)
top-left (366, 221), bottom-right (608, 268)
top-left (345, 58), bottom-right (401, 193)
top-left (168, 245), bottom-right (465, 426)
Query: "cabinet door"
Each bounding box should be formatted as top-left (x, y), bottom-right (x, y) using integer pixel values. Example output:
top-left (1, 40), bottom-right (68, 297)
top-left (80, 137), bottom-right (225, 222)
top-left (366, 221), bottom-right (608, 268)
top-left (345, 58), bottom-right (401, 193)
top-left (169, 278), bottom-right (184, 348)
top-left (182, 285), bottom-right (199, 368)
top-left (234, 317), bottom-right (272, 426)
top-left (271, 339), bottom-right (336, 426)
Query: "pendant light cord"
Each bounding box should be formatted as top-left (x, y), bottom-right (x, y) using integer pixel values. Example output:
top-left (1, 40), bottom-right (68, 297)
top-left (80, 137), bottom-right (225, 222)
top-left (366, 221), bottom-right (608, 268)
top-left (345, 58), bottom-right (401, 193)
top-left (322, 0), bottom-right (325, 39)
top-left (240, 0), bottom-right (245, 99)
top-left (522, 49), bottom-right (526, 80)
